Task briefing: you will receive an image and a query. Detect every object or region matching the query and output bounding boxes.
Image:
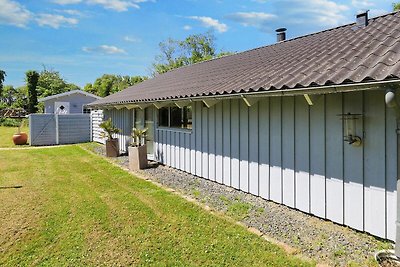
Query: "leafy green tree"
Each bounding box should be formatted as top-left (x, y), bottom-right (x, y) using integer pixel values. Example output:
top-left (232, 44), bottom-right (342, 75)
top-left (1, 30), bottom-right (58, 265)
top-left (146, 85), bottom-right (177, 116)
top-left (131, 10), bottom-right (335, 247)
top-left (394, 2), bottom-right (400, 11)
top-left (85, 74), bottom-right (147, 97)
top-left (26, 70), bottom-right (39, 113)
top-left (0, 70), bottom-right (6, 97)
top-left (1, 85), bottom-right (17, 106)
top-left (13, 86), bottom-right (28, 110)
top-left (37, 68), bottom-right (80, 98)
top-left (152, 32), bottom-right (233, 75)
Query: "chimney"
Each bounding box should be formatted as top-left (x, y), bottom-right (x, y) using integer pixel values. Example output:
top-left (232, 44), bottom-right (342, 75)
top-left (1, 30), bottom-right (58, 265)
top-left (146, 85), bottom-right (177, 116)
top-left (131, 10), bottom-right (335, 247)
top-left (276, 28), bottom-right (287, 42)
top-left (356, 10), bottom-right (369, 27)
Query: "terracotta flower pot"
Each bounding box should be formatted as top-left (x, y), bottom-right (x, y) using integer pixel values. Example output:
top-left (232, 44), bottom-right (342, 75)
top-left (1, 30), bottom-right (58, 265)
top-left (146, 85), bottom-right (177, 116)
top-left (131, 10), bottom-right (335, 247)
top-left (13, 132), bottom-right (28, 145)
top-left (105, 139), bottom-right (119, 157)
top-left (128, 145), bottom-right (147, 170)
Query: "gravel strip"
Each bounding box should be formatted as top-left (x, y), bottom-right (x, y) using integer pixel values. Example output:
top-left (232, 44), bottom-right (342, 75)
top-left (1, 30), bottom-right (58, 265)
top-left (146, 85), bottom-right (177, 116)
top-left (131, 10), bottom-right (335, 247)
top-left (85, 144), bottom-right (392, 267)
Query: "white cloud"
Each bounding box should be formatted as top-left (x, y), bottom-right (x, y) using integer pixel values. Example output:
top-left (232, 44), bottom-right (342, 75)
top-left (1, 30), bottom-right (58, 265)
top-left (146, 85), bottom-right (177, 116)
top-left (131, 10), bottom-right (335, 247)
top-left (57, 9), bottom-right (84, 16)
top-left (251, 0), bottom-right (268, 3)
top-left (351, 0), bottom-right (374, 9)
top-left (52, 0), bottom-right (152, 12)
top-left (0, 0), bottom-right (32, 27)
top-left (82, 45), bottom-right (127, 54)
top-left (187, 16), bottom-right (228, 33)
top-left (35, 14), bottom-right (78, 28)
top-left (183, 25), bottom-right (192, 30)
top-left (123, 36), bottom-right (141, 42)
top-left (283, 0), bottom-right (350, 26)
top-left (225, 12), bottom-right (276, 27)
top-left (52, 0), bottom-right (82, 4)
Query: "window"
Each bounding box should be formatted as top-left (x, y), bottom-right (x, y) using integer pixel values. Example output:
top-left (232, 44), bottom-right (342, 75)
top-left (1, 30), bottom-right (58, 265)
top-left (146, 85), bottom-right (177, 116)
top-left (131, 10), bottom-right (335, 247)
top-left (83, 108), bottom-right (91, 114)
top-left (158, 105), bottom-right (192, 129)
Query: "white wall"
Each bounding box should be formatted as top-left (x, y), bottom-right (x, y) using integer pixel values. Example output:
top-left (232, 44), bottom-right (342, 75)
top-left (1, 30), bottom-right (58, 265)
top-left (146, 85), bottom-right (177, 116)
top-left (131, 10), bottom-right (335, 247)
top-left (153, 90), bottom-right (397, 241)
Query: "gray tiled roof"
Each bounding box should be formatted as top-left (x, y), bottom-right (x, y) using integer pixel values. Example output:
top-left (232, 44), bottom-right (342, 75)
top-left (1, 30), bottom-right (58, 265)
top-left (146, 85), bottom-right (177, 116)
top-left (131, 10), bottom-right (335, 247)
top-left (91, 11), bottom-right (400, 106)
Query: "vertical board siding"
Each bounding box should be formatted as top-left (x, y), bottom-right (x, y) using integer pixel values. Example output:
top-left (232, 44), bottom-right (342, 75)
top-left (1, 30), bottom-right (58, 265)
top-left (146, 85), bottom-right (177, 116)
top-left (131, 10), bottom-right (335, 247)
top-left (223, 100), bottom-right (231, 186)
top-left (386, 103), bottom-right (397, 241)
top-left (282, 97), bottom-right (295, 208)
top-left (196, 102), bottom-right (202, 176)
top-left (191, 103), bottom-right (197, 175)
top-left (215, 102), bottom-right (224, 184)
top-left (239, 101), bottom-right (249, 192)
top-left (249, 102), bottom-right (259, 196)
top-left (325, 93), bottom-right (344, 224)
top-left (91, 109), bottom-right (105, 144)
top-left (309, 95), bottom-right (326, 218)
top-left (294, 96), bottom-right (310, 213)
top-left (209, 106), bottom-right (216, 181)
top-left (231, 99), bottom-right (240, 189)
top-left (259, 98), bottom-right (270, 199)
top-left (364, 90), bottom-right (386, 237)
top-left (185, 132), bottom-right (191, 173)
top-left (270, 97), bottom-right (283, 203)
top-left (343, 92), bottom-right (364, 231)
top-left (202, 105), bottom-right (209, 179)
top-left (146, 89), bottom-right (396, 241)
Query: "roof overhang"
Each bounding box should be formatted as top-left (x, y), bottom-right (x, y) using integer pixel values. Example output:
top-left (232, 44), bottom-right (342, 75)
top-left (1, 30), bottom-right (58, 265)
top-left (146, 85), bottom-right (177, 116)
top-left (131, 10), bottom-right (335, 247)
top-left (87, 79), bottom-right (400, 110)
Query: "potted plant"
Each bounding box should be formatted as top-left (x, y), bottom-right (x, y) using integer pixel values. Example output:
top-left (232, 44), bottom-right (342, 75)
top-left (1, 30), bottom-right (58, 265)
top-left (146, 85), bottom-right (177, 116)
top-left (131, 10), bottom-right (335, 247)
top-left (12, 119), bottom-right (28, 145)
top-left (128, 127), bottom-right (148, 170)
top-left (99, 118), bottom-right (121, 157)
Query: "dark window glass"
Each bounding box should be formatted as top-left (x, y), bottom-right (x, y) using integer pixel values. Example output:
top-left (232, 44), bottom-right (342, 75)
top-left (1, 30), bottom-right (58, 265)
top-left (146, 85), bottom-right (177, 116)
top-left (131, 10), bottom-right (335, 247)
top-left (158, 104), bottom-right (192, 129)
top-left (170, 106), bottom-right (182, 127)
top-left (83, 108), bottom-right (91, 114)
top-left (159, 107), bottom-right (169, 127)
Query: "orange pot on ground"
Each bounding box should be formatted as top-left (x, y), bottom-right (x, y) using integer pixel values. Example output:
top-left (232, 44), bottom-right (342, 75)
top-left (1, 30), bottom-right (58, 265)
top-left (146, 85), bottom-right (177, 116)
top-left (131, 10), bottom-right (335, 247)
top-left (13, 132), bottom-right (28, 145)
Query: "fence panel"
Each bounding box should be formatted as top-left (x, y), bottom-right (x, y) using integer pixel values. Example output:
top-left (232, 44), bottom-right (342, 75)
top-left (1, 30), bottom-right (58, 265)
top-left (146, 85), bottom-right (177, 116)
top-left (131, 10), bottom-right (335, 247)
top-left (30, 114), bottom-right (91, 146)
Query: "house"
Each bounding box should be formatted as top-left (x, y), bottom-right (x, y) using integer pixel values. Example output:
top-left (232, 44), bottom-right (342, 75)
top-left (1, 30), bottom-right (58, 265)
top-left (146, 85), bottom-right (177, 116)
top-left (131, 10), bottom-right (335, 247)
top-left (39, 90), bottom-right (101, 114)
top-left (88, 11), bottom-right (400, 248)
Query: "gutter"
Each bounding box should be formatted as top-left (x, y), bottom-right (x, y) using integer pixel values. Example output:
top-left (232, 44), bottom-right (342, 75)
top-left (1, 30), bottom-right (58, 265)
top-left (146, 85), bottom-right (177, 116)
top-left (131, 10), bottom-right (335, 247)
top-left (88, 79), bottom-right (400, 109)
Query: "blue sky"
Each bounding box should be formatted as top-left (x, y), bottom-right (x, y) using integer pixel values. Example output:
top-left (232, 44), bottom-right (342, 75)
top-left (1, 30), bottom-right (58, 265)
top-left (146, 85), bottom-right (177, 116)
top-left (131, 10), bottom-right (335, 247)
top-left (0, 0), bottom-right (396, 87)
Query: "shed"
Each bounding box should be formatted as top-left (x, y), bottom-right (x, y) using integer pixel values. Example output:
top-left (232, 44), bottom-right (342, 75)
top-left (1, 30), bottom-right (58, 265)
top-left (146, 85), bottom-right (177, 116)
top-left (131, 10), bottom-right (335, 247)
top-left (39, 90), bottom-right (101, 114)
top-left (88, 11), bottom-right (400, 248)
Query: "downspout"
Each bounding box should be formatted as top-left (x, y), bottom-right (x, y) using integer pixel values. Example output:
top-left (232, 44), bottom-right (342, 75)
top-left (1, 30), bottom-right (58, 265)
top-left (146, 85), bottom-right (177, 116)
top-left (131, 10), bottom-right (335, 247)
top-left (385, 89), bottom-right (400, 258)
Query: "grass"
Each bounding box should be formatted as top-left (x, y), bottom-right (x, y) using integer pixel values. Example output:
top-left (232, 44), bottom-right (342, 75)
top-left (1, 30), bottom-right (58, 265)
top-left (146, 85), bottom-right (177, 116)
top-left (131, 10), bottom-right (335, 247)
top-left (0, 126), bottom-right (29, 148)
top-left (0, 146), bottom-right (313, 266)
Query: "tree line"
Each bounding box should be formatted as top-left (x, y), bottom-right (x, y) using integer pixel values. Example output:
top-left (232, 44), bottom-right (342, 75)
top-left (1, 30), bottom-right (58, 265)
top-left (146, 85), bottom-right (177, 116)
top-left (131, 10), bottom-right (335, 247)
top-left (0, 32), bottom-right (228, 113)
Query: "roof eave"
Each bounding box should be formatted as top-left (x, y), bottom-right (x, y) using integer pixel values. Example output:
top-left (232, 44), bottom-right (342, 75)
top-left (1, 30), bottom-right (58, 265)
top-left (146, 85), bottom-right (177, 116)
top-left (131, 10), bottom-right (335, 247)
top-left (87, 79), bottom-right (400, 109)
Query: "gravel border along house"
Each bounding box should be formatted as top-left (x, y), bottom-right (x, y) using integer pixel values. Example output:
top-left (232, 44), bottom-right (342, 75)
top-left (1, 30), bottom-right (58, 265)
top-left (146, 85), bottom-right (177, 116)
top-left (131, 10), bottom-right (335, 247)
top-left (88, 10), bottom-right (400, 262)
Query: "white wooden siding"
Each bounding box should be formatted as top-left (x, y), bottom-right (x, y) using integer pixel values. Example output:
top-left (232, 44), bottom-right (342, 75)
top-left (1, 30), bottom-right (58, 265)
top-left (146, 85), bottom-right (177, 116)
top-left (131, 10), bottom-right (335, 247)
top-left (91, 109), bottom-right (105, 144)
top-left (110, 89), bottom-right (397, 241)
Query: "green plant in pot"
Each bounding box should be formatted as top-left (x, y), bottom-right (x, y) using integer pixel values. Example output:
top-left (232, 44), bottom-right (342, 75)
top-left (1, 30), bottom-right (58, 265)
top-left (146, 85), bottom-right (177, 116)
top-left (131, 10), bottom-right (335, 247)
top-left (128, 127), bottom-right (148, 170)
top-left (100, 118), bottom-right (121, 157)
top-left (12, 119), bottom-right (28, 145)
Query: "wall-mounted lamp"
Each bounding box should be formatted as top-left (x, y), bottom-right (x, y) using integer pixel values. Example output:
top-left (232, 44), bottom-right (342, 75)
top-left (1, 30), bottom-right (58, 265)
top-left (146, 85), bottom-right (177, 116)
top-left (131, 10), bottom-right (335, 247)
top-left (338, 112), bottom-right (363, 147)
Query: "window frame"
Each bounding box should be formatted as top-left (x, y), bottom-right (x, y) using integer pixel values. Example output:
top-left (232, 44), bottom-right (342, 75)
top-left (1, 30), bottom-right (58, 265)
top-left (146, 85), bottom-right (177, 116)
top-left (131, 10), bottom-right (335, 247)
top-left (157, 105), bottom-right (192, 131)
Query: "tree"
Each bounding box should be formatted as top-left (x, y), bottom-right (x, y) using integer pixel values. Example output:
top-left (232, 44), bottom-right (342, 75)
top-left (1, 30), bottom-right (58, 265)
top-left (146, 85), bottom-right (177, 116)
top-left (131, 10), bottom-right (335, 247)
top-left (0, 85), bottom-right (17, 106)
top-left (0, 70), bottom-right (6, 97)
top-left (26, 70), bottom-right (39, 113)
top-left (37, 68), bottom-right (80, 98)
top-left (85, 74), bottom-right (147, 97)
top-left (152, 32), bottom-right (233, 76)
top-left (394, 2), bottom-right (400, 11)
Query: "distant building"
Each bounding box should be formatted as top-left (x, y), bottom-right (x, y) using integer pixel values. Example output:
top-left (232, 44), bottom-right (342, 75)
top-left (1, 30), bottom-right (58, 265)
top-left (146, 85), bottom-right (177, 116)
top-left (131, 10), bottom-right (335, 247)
top-left (39, 90), bottom-right (102, 114)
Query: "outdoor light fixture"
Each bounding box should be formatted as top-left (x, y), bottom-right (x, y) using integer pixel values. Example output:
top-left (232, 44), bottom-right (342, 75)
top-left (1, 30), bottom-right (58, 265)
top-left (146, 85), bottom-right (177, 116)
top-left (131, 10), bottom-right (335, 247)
top-left (339, 112), bottom-right (363, 147)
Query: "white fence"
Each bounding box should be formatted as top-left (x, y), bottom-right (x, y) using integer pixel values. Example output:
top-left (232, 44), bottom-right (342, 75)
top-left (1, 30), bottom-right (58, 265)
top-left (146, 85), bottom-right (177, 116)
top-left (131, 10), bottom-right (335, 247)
top-left (30, 114), bottom-right (91, 146)
top-left (91, 109), bottom-right (105, 144)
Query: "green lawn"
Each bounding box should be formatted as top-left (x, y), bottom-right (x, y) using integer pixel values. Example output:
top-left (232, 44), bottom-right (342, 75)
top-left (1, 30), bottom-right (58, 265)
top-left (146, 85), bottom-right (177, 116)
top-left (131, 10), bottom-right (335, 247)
top-left (0, 126), bottom-right (29, 148)
top-left (0, 146), bottom-right (313, 266)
